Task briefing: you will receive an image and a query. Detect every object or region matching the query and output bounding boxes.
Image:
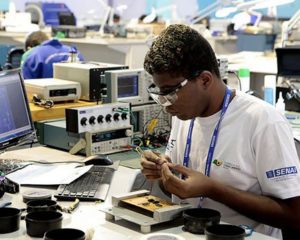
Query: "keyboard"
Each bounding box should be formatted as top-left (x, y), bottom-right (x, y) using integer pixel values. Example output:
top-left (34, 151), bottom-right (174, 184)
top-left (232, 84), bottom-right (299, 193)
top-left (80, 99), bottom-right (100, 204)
top-left (54, 166), bottom-right (115, 201)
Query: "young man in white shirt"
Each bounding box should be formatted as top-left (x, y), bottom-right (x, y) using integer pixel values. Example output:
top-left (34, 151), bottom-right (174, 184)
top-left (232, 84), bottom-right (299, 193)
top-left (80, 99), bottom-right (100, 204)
top-left (140, 24), bottom-right (300, 239)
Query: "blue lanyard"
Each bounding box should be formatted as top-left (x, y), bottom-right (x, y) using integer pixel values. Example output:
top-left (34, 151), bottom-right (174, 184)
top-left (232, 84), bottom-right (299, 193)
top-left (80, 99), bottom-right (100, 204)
top-left (183, 87), bottom-right (232, 177)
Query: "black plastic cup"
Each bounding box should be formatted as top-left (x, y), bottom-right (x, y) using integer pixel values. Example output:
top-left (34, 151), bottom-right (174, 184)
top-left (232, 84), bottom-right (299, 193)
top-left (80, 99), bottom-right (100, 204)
top-left (44, 228), bottom-right (86, 240)
top-left (182, 208), bottom-right (221, 234)
top-left (0, 207), bottom-right (21, 233)
top-left (205, 224), bottom-right (246, 240)
top-left (27, 199), bottom-right (58, 213)
top-left (25, 211), bottom-right (63, 237)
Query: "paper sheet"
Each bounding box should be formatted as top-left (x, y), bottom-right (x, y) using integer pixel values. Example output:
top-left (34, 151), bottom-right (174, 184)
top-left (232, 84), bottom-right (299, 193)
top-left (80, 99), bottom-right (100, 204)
top-left (6, 163), bottom-right (92, 185)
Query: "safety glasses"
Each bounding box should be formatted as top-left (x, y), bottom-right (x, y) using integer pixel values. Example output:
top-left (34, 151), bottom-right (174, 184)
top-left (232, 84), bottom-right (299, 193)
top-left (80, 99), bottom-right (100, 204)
top-left (147, 79), bottom-right (188, 106)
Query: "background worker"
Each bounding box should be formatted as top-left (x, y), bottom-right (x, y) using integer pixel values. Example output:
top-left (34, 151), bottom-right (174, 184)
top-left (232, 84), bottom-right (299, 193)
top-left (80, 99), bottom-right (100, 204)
top-left (22, 30), bottom-right (84, 79)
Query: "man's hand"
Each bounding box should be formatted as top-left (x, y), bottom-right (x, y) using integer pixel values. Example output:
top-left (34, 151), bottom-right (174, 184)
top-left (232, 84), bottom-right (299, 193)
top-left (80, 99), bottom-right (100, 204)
top-left (161, 163), bottom-right (213, 199)
top-left (140, 150), bottom-right (170, 180)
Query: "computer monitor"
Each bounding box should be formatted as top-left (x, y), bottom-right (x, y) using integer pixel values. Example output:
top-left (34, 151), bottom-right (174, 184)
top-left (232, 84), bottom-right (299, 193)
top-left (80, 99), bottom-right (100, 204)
top-left (249, 11), bottom-right (262, 26)
top-left (58, 12), bottom-right (76, 26)
top-left (0, 70), bottom-right (36, 151)
top-left (276, 48), bottom-right (300, 77)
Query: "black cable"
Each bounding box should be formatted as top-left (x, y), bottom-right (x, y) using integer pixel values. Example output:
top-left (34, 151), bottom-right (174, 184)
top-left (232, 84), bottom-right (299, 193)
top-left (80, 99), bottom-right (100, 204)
top-left (32, 94), bottom-right (54, 109)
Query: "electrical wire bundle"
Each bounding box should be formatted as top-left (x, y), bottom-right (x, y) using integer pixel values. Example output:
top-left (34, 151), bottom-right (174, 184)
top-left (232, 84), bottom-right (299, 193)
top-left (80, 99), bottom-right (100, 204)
top-left (130, 107), bottom-right (171, 150)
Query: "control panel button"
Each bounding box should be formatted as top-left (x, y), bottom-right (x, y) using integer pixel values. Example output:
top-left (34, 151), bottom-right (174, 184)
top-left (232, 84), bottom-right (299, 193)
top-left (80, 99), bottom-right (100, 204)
top-left (89, 116), bottom-right (96, 125)
top-left (97, 115), bottom-right (104, 123)
top-left (121, 113), bottom-right (127, 120)
top-left (105, 114), bottom-right (112, 122)
top-left (80, 117), bottom-right (87, 126)
top-left (113, 113), bottom-right (120, 121)
top-left (125, 129), bottom-right (133, 137)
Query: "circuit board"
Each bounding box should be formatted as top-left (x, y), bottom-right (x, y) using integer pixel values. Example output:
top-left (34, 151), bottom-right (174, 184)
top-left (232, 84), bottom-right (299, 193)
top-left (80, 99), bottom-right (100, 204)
top-left (121, 195), bottom-right (175, 213)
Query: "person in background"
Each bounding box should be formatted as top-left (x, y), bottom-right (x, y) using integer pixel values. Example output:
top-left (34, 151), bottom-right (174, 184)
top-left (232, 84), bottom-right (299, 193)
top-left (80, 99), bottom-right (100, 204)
top-left (21, 31), bottom-right (84, 79)
top-left (141, 24), bottom-right (300, 239)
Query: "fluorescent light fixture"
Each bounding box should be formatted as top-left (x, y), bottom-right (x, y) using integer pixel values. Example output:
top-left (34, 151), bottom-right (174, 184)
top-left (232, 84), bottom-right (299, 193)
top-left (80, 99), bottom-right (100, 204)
top-left (96, 0), bottom-right (113, 35)
top-left (215, 7), bottom-right (238, 17)
top-left (238, 0), bottom-right (295, 10)
top-left (143, 5), bottom-right (178, 24)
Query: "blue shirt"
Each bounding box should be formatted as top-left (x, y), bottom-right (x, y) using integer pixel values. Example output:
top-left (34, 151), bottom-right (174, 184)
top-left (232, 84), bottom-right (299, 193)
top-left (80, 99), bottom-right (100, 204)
top-left (22, 39), bottom-right (84, 79)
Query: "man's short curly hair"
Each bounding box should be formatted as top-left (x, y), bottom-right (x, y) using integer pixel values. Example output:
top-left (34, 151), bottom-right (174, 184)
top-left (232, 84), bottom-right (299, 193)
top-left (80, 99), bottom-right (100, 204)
top-left (144, 24), bottom-right (220, 79)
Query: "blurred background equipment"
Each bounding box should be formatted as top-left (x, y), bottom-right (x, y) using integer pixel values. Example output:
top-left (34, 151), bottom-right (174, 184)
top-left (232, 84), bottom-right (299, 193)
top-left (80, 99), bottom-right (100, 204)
top-left (276, 47), bottom-right (300, 112)
top-left (25, 2), bottom-right (75, 27)
top-left (281, 9), bottom-right (300, 47)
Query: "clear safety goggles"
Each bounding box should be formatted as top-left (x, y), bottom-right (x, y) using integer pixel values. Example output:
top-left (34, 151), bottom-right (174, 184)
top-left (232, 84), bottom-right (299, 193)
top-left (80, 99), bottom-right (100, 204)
top-left (147, 79), bottom-right (188, 107)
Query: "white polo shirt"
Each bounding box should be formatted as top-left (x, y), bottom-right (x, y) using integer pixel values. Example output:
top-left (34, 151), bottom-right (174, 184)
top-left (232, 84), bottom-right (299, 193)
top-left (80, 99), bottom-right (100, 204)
top-left (166, 91), bottom-right (300, 239)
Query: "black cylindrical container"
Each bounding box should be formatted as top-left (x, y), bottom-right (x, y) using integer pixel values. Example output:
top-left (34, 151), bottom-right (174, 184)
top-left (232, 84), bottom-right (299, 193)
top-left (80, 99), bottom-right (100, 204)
top-left (44, 228), bottom-right (86, 240)
top-left (0, 207), bottom-right (21, 233)
top-left (25, 211), bottom-right (63, 237)
top-left (27, 199), bottom-right (57, 213)
top-left (182, 208), bottom-right (221, 234)
top-left (205, 224), bottom-right (246, 240)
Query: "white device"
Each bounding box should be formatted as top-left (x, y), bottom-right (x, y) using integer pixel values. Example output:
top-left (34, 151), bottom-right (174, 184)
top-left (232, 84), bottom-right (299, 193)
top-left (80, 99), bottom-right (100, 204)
top-left (25, 78), bottom-right (81, 102)
top-left (53, 62), bottom-right (128, 101)
top-left (102, 190), bottom-right (192, 233)
top-left (105, 68), bottom-right (154, 105)
top-left (42, 119), bottom-right (133, 156)
top-left (65, 102), bottom-right (131, 134)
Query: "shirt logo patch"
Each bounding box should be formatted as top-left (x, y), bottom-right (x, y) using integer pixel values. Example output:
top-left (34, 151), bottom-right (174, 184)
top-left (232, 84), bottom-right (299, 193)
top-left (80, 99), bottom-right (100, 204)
top-left (266, 166), bottom-right (298, 179)
top-left (166, 139), bottom-right (176, 151)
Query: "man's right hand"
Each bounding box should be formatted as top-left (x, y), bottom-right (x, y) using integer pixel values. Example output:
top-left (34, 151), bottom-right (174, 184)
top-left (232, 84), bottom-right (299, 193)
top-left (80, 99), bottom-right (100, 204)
top-left (140, 150), bottom-right (170, 180)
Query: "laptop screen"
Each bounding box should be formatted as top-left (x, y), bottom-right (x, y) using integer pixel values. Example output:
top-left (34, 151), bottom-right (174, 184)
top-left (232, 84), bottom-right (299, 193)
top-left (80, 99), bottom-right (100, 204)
top-left (0, 70), bottom-right (36, 151)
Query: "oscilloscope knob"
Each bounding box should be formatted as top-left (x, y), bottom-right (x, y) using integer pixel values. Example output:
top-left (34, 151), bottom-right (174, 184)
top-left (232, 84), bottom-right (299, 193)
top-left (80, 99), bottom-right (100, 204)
top-left (113, 113), bottom-right (120, 121)
top-left (97, 115), bottom-right (104, 123)
top-left (80, 117), bottom-right (87, 126)
top-left (89, 116), bottom-right (96, 125)
top-left (105, 114), bottom-right (112, 123)
top-left (121, 113), bottom-right (127, 120)
top-left (125, 129), bottom-right (133, 137)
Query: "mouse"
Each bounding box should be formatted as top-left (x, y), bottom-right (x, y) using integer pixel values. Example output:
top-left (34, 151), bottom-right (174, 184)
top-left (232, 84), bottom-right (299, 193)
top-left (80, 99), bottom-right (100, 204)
top-left (84, 155), bottom-right (113, 166)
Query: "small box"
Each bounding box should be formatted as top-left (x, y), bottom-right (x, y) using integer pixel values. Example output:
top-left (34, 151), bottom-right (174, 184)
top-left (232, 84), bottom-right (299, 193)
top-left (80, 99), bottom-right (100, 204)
top-left (25, 78), bottom-right (81, 102)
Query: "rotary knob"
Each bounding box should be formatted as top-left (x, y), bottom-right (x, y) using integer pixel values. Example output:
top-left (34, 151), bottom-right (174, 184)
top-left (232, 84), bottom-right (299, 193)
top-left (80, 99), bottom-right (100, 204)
top-left (113, 113), bottom-right (120, 121)
top-left (125, 129), bottom-right (133, 137)
top-left (97, 115), bottom-right (104, 123)
top-left (105, 114), bottom-right (112, 123)
top-left (89, 116), bottom-right (96, 125)
top-left (121, 113), bottom-right (127, 120)
top-left (80, 117), bottom-right (87, 126)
